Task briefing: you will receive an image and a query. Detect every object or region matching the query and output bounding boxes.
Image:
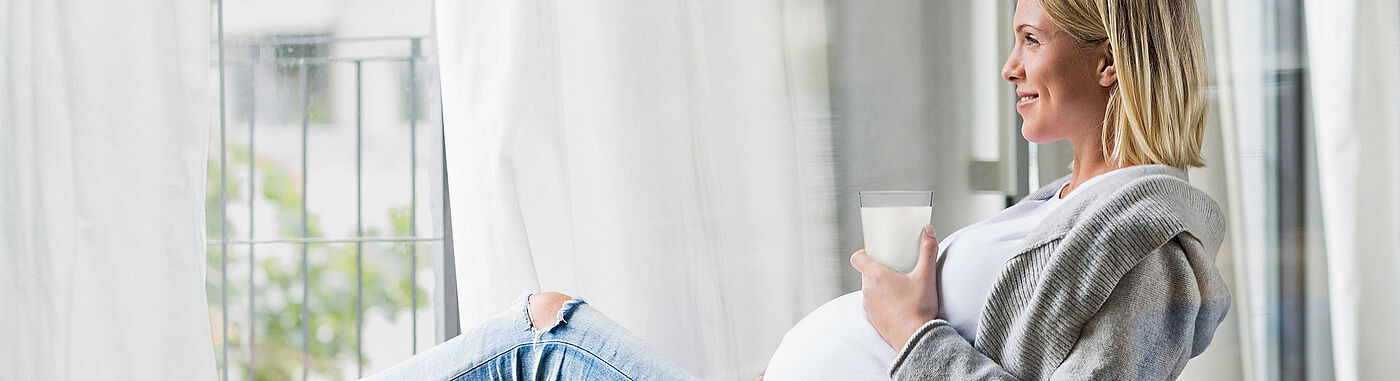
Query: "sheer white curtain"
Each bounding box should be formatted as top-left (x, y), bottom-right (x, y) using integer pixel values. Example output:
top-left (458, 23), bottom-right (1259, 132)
top-left (0, 1), bottom-right (216, 380)
top-left (1303, 0), bottom-right (1400, 379)
top-left (1203, 0), bottom-right (1281, 379)
top-left (434, 0), bottom-right (839, 377)
top-left (1207, 0), bottom-right (1400, 379)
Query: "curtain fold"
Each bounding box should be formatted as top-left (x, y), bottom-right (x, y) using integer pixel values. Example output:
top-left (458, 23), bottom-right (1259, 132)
top-left (1303, 0), bottom-right (1400, 379)
top-left (435, 0), bottom-right (838, 377)
top-left (0, 0), bottom-right (216, 380)
top-left (1195, 1), bottom-right (1290, 379)
top-left (1207, 0), bottom-right (1300, 378)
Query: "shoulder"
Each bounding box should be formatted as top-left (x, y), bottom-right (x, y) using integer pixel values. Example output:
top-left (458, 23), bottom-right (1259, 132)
top-left (1077, 166), bottom-right (1227, 258)
top-left (1022, 164), bottom-right (1227, 261)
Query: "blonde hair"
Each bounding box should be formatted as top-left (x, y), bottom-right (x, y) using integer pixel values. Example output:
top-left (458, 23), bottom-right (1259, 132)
top-left (1040, 0), bottom-right (1209, 168)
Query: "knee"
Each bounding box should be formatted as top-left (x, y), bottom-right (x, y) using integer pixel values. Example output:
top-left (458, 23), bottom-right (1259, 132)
top-left (528, 292), bottom-right (573, 330)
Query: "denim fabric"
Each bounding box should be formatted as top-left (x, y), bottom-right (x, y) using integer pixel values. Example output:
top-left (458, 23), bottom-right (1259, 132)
top-left (366, 293), bottom-right (697, 381)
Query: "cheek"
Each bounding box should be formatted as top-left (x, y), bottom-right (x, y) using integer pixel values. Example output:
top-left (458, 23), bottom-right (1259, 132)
top-left (1020, 60), bottom-right (1064, 141)
top-left (1022, 56), bottom-right (1103, 142)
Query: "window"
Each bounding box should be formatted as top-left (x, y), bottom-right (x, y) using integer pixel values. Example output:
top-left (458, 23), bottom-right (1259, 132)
top-left (206, 1), bottom-right (449, 379)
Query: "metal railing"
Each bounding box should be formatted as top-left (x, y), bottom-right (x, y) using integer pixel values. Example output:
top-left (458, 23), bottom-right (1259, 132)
top-left (211, 34), bottom-right (450, 380)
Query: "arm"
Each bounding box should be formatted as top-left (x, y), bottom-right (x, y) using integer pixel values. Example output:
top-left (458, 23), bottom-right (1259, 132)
top-left (890, 237), bottom-right (1227, 380)
top-left (888, 319), bottom-right (1018, 380)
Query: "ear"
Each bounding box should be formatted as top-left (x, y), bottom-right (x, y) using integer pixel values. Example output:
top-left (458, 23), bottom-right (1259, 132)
top-left (1097, 41), bottom-right (1117, 87)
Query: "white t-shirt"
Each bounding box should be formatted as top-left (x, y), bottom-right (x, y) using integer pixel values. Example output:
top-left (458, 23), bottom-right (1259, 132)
top-left (765, 173), bottom-right (1117, 380)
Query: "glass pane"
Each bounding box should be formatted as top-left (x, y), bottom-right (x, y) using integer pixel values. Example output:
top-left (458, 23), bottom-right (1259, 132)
top-left (360, 242), bottom-right (431, 375)
top-left (250, 243), bottom-right (307, 380)
top-left (306, 242), bottom-right (360, 380)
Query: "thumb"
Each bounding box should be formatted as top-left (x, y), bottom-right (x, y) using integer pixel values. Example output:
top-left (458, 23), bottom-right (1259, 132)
top-left (911, 225), bottom-right (939, 275)
top-left (850, 249), bottom-right (876, 274)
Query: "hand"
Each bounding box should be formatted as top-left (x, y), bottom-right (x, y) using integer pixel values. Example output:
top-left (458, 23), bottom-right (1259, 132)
top-left (850, 225), bottom-right (940, 350)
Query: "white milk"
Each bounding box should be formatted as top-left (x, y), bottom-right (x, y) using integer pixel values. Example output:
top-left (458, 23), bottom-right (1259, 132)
top-left (860, 206), bottom-right (933, 274)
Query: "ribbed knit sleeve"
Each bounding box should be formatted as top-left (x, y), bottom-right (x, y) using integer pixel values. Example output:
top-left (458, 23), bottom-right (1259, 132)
top-left (888, 235), bottom-right (1230, 380)
top-left (888, 318), bottom-right (1018, 380)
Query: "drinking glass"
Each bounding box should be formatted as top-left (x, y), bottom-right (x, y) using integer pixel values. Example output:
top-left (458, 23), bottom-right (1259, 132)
top-left (858, 190), bottom-right (935, 274)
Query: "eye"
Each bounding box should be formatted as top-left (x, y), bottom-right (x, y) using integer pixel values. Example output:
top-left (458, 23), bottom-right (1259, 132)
top-left (1023, 34), bottom-right (1040, 46)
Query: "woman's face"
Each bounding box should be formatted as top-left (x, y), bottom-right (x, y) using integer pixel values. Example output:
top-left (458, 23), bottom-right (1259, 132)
top-left (1002, 0), bottom-right (1116, 145)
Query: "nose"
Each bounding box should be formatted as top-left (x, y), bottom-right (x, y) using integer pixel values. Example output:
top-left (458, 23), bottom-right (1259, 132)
top-left (1002, 49), bottom-right (1022, 83)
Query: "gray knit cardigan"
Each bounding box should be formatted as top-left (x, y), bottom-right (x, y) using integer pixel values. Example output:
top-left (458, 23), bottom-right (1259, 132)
top-left (889, 164), bottom-right (1230, 380)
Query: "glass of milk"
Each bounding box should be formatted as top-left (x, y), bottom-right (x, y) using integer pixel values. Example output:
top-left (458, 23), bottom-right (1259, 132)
top-left (858, 190), bottom-right (934, 274)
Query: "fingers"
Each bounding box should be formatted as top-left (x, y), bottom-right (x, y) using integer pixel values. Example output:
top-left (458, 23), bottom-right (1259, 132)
top-left (851, 249), bottom-right (895, 275)
top-left (911, 225), bottom-right (939, 275)
top-left (850, 249), bottom-right (875, 273)
top-left (851, 249), bottom-right (900, 289)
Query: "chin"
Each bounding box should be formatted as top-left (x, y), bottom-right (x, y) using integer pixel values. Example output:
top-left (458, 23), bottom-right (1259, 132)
top-left (1020, 124), bottom-right (1054, 144)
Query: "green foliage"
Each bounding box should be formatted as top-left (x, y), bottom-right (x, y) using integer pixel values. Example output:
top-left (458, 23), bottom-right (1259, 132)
top-left (206, 144), bottom-right (427, 380)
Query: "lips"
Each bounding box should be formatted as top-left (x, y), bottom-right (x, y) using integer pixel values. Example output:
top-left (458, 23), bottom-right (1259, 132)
top-left (1016, 92), bottom-right (1039, 108)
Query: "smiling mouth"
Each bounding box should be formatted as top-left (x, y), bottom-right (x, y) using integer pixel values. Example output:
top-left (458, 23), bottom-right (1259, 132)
top-left (1017, 95), bottom-right (1039, 106)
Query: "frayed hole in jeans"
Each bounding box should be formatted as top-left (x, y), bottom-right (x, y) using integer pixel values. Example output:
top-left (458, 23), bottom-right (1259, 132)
top-left (528, 293), bottom-right (586, 335)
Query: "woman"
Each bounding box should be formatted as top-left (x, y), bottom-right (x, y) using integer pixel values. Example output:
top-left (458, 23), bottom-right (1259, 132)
top-left (766, 0), bottom-right (1226, 378)
top-left (371, 0), bottom-right (1228, 379)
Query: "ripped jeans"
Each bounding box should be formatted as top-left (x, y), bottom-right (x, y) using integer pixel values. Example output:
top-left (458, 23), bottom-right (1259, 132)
top-left (366, 292), bottom-right (698, 381)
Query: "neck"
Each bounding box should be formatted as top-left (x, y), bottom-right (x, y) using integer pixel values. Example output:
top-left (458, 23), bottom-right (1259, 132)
top-left (1062, 139), bottom-right (1126, 198)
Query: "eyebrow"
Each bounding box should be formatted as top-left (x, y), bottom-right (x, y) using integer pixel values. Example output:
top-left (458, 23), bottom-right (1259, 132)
top-left (1016, 24), bottom-right (1041, 33)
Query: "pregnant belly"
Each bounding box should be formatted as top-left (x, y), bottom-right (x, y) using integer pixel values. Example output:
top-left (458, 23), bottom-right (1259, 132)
top-left (763, 291), bottom-right (897, 380)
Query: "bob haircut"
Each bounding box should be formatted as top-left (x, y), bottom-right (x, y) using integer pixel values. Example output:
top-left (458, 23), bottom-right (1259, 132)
top-left (1040, 0), bottom-right (1209, 168)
